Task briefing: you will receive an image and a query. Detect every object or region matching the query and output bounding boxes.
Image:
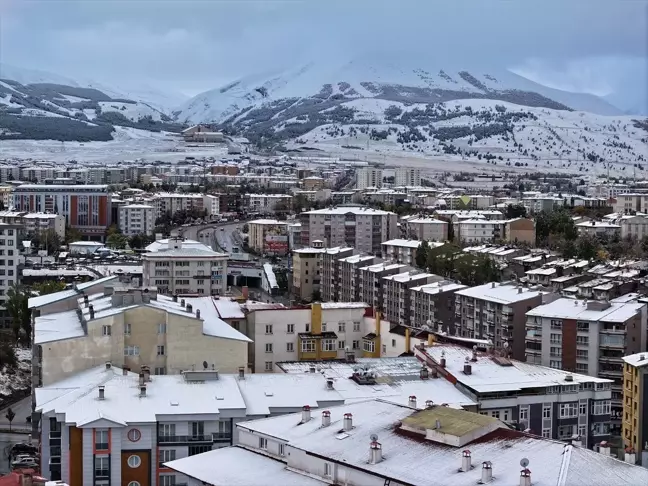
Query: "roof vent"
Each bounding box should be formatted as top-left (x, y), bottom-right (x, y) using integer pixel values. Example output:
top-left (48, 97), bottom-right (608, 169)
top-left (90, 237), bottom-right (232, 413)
top-left (139, 384), bottom-right (147, 398)
top-left (98, 386), bottom-right (105, 400)
top-left (322, 410), bottom-right (331, 427)
top-left (564, 374), bottom-right (574, 382)
top-left (520, 468), bottom-right (531, 486)
top-left (326, 378), bottom-right (334, 390)
top-left (105, 361), bottom-right (112, 371)
top-left (370, 440), bottom-right (383, 464)
top-left (238, 366), bottom-right (245, 380)
top-left (463, 358), bottom-right (472, 375)
top-left (343, 413), bottom-right (353, 431)
top-left (186, 303), bottom-right (193, 313)
top-left (425, 400), bottom-right (434, 409)
top-left (460, 449), bottom-right (472, 472)
top-left (301, 405), bottom-right (311, 423)
top-left (181, 298), bottom-right (185, 307)
top-left (479, 461), bottom-right (493, 484)
top-left (196, 309), bottom-right (201, 319)
top-left (88, 304), bottom-right (95, 320)
top-left (408, 395), bottom-right (417, 408)
top-left (420, 366), bottom-right (429, 380)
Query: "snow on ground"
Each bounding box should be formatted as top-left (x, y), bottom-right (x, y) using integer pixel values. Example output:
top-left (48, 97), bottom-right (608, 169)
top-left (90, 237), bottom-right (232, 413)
top-left (19, 108), bottom-right (66, 118)
top-left (0, 94), bottom-right (22, 108)
top-left (54, 94), bottom-right (90, 103)
top-left (0, 348), bottom-right (31, 400)
top-left (98, 100), bottom-right (163, 121)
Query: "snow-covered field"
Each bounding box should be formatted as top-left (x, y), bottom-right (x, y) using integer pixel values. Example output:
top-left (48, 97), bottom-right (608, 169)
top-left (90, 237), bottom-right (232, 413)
top-left (0, 348), bottom-right (31, 400)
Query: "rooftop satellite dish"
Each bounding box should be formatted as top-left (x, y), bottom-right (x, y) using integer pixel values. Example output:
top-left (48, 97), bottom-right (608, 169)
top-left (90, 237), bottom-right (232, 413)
top-left (520, 458), bottom-right (529, 468)
top-left (203, 361), bottom-right (208, 370)
top-left (370, 433), bottom-right (379, 442)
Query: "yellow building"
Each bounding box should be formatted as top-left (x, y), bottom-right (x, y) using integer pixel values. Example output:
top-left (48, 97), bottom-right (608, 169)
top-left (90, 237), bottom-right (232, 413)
top-left (297, 302), bottom-right (339, 361)
top-left (622, 352), bottom-right (648, 461)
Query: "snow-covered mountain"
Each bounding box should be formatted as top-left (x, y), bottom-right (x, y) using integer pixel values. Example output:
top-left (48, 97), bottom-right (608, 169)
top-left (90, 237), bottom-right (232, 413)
top-left (175, 58), bottom-right (623, 124)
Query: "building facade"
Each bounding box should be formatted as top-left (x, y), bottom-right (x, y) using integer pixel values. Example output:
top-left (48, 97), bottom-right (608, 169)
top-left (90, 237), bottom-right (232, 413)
top-left (622, 353), bottom-right (648, 460)
top-left (394, 168), bottom-right (421, 187)
top-left (247, 219), bottom-right (289, 256)
top-left (291, 248), bottom-right (324, 302)
top-left (118, 204), bottom-right (155, 236)
top-left (355, 168), bottom-right (383, 189)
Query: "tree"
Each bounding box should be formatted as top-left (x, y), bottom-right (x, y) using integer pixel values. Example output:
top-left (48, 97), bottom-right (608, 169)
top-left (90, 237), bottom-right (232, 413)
top-left (128, 234), bottom-right (154, 249)
top-left (33, 280), bottom-right (66, 295)
top-left (106, 224), bottom-right (121, 237)
top-left (5, 407), bottom-right (15, 431)
top-left (415, 241), bottom-right (430, 269)
top-left (106, 232), bottom-right (128, 249)
top-left (29, 229), bottom-right (62, 255)
top-left (505, 204), bottom-right (527, 219)
top-left (64, 226), bottom-right (83, 244)
top-left (6, 285), bottom-right (30, 345)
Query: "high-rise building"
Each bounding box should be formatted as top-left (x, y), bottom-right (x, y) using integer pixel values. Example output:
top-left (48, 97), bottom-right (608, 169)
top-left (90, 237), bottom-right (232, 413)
top-left (622, 352), bottom-right (648, 461)
top-left (355, 167), bottom-right (383, 189)
top-left (394, 167), bottom-right (421, 187)
top-left (118, 204), bottom-right (155, 236)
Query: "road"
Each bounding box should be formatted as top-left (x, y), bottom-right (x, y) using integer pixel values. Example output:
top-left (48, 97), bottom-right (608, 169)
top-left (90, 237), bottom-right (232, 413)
top-left (0, 396), bottom-right (31, 433)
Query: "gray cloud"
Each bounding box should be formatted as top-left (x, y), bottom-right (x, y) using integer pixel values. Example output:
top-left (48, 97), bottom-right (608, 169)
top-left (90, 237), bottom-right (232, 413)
top-left (1, 0), bottom-right (646, 108)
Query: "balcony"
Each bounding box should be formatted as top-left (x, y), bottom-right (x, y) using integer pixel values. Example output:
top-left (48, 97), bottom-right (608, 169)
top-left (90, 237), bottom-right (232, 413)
top-left (158, 433), bottom-right (231, 444)
top-left (49, 431), bottom-right (61, 439)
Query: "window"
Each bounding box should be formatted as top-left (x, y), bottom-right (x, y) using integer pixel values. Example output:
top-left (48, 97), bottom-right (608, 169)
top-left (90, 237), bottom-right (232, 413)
top-left (338, 322), bottom-right (345, 332)
top-left (576, 349), bottom-right (588, 359)
top-left (577, 321), bottom-right (589, 331)
top-left (159, 423), bottom-right (175, 437)
top-left (576, 335), bottom-right (589, 345)
top-left (579, 403), bottom-right (587, 415)
top-left (95, 430), bottom-right (109, 450)
top-left (161, 449), bottom-right (176, 462)
top-left (382, 344), bottom-right (386, 354)
top-left (558, 424), bottom-right (575, 438)
top-left (95, 456), bottom-right (109, 477)
top-left (593, 400), bottom-right (611, 415)
top-left (353, 321), bottom-right (361, 332)
top-left (127, 429), bottom-right (141, 442)
top-left (352, 340), bottom-right (360, 350)
top-left (549, 360), bottom-right (562, 369)
top-left (265, 361), bottom-right (273, 371)
top-left (324, 462), bottom-right (332, 478)
top-left (562, 385), bottom-right (578, 394)
top-left (101, 325), bottom-right (111, 336)
top-left (279, 443), bottom-right (285, 456)
top-left (322, 322), bottom-right (328, 332)
top-left (265, 324), bottom-right (273, 334)
top-left (287, 324), bottom-right (295, 334)
top-left (392, 339), bottom-right (396, 347)
top-left (127, 455), bottom-right (141, 468)
top-left (578, 425), bottom-right (587, 437)
top-left (363, 340), bottom-right (375, 353)
top-left (157, 322), bottom-right (166, 334)
top-left (543, 405), bottom-right (552, 419)
top-left (550, 346), bottom-right (562, 357)
top-left (576, 363), bottom-right (588, 373)
top-left (154, 367), bottom-right (166, 375)
top-left (188, 445), bottom-right (211, 456)
top-left (286, 342), bottom-right (294, 352)
top-left (542, 428), bottom-right (551, 438)
top-left (128, 482), bottom-right (141, 486)
top-left (259, 437), bottom-right (268, 450)
top-left (560, 402), bottom-right (578, 418)
top-left (591, 422), bottom-right (611, 436)
top-left (124, 323), bottom-right (131, 335)
top-left (550, 320), bottom-right (562, 330)
top-left (157, 345), bottom-right (165, 356)
top-left (160, 477), bottom-right (176, 486)
top-left (265, 343), bottom-right (273, 353)
top-left (321, 339), bottom-right (335, 352)
top-left (519, 407), bottom-right (529, 421)
top-left (305, 323), bottom-right (311, 332)
top-left (491, 410), bottom-right (500, 419)
top-left (301, 340), bottom-right (315, 353)
top-left (124, 346), bottom-right (140, 356)
top-left (550, 333), bottom-right (562, 344)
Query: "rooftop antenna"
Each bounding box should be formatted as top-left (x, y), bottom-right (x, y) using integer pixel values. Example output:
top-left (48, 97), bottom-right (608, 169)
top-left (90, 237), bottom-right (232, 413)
top-left (370, 433), bottom-right (379, 442)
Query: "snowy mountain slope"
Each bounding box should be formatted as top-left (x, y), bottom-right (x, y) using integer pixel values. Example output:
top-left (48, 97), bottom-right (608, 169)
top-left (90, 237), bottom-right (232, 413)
top-left (0, 63), bottom-right (79, 87)
top-left (175, 57), bottom-right (623, 124)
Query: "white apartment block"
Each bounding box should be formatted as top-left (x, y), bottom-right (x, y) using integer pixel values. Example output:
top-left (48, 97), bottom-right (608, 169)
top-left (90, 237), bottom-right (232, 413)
top-left (456, 219), bottom-right (504, 244)
top-left (155, 193), bottom-right (206, 218)
top-left (0, 223), bottom-right (20, 328)
top-left (405, 217), bottom-right (449, 241)
top-left (246, 194), bottom-right (292, 214)
top-left (0, 211), bottom-right (66, 239)
top-left (394, 168), bottom-right (421, 187)
top-left (299, 207), bottom-right (397, 255)
top-left (355, 167), bottom-right (383, 189)
top-left (576, 221), bottom-right (621, 238)
top-left (143, 238), bottom-right (228, 296)
top-left (612, 193), bottom-right (648, 214)
top-left (118, 204), bottom-right (155, 236)
top-left (21, 166), bottom-right (56, 182)
top-left (619, 215), bottom-right (648, 240)
top-left (382, 272), bottom-right (439, 326)
top-left (381, 239), bottom-right (445, 266)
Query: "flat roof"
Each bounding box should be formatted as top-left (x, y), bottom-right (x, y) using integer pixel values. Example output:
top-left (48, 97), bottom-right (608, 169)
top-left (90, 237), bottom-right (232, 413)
top-left (304, 206), bottom-right (394, 216)
top-left (455, 283), bottom-right (542, 304)
top-left (622, 352), bottom-right (648, 369)
top-left (526, 298), bottom-right (644, 323)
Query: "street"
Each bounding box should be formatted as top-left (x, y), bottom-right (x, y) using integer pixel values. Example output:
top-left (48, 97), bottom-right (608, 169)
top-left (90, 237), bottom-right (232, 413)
top-left (0, 396), bottom-right (31, 433)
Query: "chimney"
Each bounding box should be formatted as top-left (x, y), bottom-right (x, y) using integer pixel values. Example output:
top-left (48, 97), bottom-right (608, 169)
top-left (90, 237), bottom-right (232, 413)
top-left (625, 447), bottom-right (637, 464)
top-left (420, 366), bottom-right (429, 380)
top-left (519, 468), bottom-right (531, 486)
top-left (186, 303), bottom-right (193, 313)
top-left (105, 361), bottom-right (112, 371)
top-left (571, 434), bottom-right (582, 447)
top-left (408, 395), bottom-right (417, 408)
top-left (173, 294), bottom-right (178, 302)
top-left (481, 461), bottom-right (493, 483)
top-left (322, 410), bottom-right (331, 427)
top-left (98, 386), bottom-right (105, 400)
top-left (122, 367), bottom-right (128, 376)
top-left (196, 309), bottom-right (201, 319)
top-left (518, 287), bottom-right (523, 294)
top-left (138, 372), bottom-right (145, 386)
top-left (440, 351), bottom-right (446, 368)
top-left (238, 366), bottom-right (245, 380)
top-left (370, 441), bottom-right (383, 464)
top-left (425, 400), bottom-right (434, 408)
top-left (181, 299), bottom-right (185, 307)
top-left (301, 405), bottom-right (311, 423)
top-left (89, 304), bottom-right (95, 319)
top-left (343, 413), bottom-right (353, 431)
top-left (139, 384), bottom-right (147, 397)
top-left (84, 294), bottom-right (89, 307)
top-left (491, 282), bottom-right (495, 288)
top-left (599, 441), bottom-right (611, 456)
top-left (326, 378), bottom-right (334, 390)
top-left (461, 449), bottom-right (471, 472)
top-left (463, 357), bottom-right (472, 375)
top-left (309, 364), bottom-right (316, 373)
top-left (143, 366), bottom-right (151, 382)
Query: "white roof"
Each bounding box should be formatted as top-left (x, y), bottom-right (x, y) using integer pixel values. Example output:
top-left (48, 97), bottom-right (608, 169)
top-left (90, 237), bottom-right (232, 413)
top-left (213, 298), bottom-right (245, 319)
top-left (455, 283), bottom-right (542, 304)
top-left (69, 241), bottom-right (105, 247)
top-left (410, 281), bottom-right (468, 295)
top-left (34, 310), bottom-right (85, 344)
top-left (145, 238), bottom-right (213, 253)
top-left (622, 352), bottom-right (648, 368)
top-left (320, 302), bottom-right (368, 309)
top-left (360, 262), bottom-right (407, 273)
top-left (293, 247), bottom-right (325, 254)
top-left (235, 399), bottom-right (648, 486)
top-left (384, 272), bottom-right (435, 283)
top-left (525, 267), bottom-right (557, 276)
top-left (164, 447), bottom-right (327, 486)
top-left (382, 239), bottom-right (443, 249)
top-left (576, 222), bottom-right (621, 229)
top-left (120, 204), bottom-right (154, 209)
top-left (249, 219), bottom-right (288, 225)
top-left (28, 275), bottom-right (117, 309)
top-left (263, 263), bottom-right (279, 289)
top-left (526, 298), bottom-right (644, 323)
top-left (407, 217), bottom-right (447, 224)
top-left (304, 206), bottom-right (394, 216)
top-left (422, 345), bottom-right (610, 393)
top-left (339, 254), bottom-right (375, 264)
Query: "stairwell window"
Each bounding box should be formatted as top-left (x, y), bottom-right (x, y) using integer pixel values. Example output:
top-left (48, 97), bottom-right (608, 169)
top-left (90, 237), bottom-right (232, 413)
top-left (265, 324), bottom-right (273, 334)
top-left (353, 321), bottom-right (361, 332)
top-left (124, 323), bottom-right (131, 335)
top-left (265, 343), bottom-right (273, 353)
top-left (324, 462), bottom-right (332, 478)
top-left (102, 325), bottom-right (111, 336)
top-left (157, 345), bottom-right (165, 356)
top-left (157, 322), bottom-right (166, 334)
top-left (95, 430), bottom-right (109, 450)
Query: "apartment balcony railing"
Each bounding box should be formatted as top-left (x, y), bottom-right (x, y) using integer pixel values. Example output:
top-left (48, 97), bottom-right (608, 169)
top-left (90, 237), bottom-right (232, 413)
top-left (158, 433), bottom-right (231, 444)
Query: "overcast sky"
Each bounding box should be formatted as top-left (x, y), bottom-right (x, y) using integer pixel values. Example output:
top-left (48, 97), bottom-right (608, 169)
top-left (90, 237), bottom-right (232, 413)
top-left (1, 0), bottom-right (646, 110)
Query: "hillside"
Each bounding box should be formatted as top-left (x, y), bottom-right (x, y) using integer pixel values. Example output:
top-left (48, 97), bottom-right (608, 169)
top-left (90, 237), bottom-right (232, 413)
top-left (0, 77), bottom-right (184, 141)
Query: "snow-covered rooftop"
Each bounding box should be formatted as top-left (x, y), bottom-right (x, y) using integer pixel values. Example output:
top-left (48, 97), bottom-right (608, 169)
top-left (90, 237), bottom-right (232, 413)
top-left (382, 239), bottom-right (444, 249)
top-left (383, 272), bottom-right (435, 283)
top-left (263, 263), bottom-right (278, 289)
top-left (28, 275), bottom-right (117, 309)
top-left (144, 238), bottom-right (213, 253)
top-left (304, 206), bottom-right (394, 216)
top-left (213, 298), bottom-right (246, 319)
top-left (622, 352), bottom-right (648, 369)
top-left (455, 283), bottom-right (542, 304)
top-left (320, 302), bottom-right (368, 309)
top-left (526, 298), bottom-right (644, 323)
top-left (410, 281), bottom-right (468, 295)
top-left (249, 219), bottom-right (289, 225)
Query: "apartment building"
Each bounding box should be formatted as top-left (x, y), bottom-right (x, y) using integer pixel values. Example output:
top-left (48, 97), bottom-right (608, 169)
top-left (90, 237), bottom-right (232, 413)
top-left (299, 206), bottom-right (397, 254)
top-left (612, 193), bottom-right (648, 214)
top-left (622, 352), bottom-right (648, 460)
top-left (381, 239), bottom-right (445, 266)
top-left (35, 365), bottom-right (347, 485)
top-left (456, 219), bottom-right (504, 244)
top-left (12, 184), bottom-right (112, 240)
top-left (410, 281), bottom-right (468, 331)
top-left (142, 237), bottom-right (228, 296)
top-left (382, 272), bottom-right (439, 326)
top-left (31, 284), bottom-right (251, 389)
top-left (0, 185), bottom-right (12, 207)
top-left (292, 247), bottom-right (323, 302)
top-left (246, 194), bottom-right (292, 214)
top-left (405, 217), bottom-right (448, 241)
top-left (620, 215), bottom-right (648, 240)
top-left (454, 283), bottom-right (546, 360)
top-left (245, 302), bottom-right (376, 372)
top-left (526, 298), bottom-right (647, 441)
top-left (118, 204), bottom-right (155, 236)
top-left (394, 167), bottom-right (421, 187)
top-left (320, 247), bottom-right (354, 302)
top-left (0, 211), bottom-right (66, 239)
top-left (414, 344), bottom-right (614, 449)
top-left (247, 219), bottom-right (289, 256)
top-left (504, 217), bottom-right (536, 246)
top-left (338, 254), bottom-right (376, 302)
top-left (355, 167), bottom-right (383, 189)
top-left (154, 193), bottom-right (206, 218)
top-left (576, 221), bottom-right (621, 238)
top-left (0, 223), bottom-right (20, 328)
top-left (358, 262), bottom-right (408, 311)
